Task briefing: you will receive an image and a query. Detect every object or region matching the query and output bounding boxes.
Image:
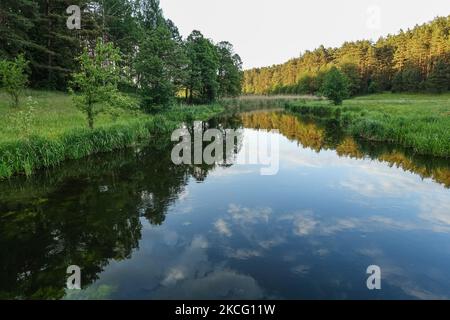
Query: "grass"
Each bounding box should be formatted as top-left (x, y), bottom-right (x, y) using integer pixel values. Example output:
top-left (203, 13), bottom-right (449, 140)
top-left (220, 94), bottom-right (320, 113)
top-left (0, 90), bottom-right (146, 142)
top-left (285, 92), bottom-right (450, 157)
top-left (0, 90), bottom-right (224, 179)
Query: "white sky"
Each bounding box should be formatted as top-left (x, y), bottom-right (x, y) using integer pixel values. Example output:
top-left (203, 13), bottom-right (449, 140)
top-left (160, 0), bottom-right (450, 69)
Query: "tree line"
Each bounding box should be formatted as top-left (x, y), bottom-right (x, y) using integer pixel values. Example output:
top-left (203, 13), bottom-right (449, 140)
top-left (243, 16), bottom-right (450, 96)
top-left (0, 0), bottom-right (243, 107)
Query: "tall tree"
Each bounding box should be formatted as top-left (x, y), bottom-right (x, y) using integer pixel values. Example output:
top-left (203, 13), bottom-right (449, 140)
top-left (70, 40), bottom-right (130, 129)
top-left (243, 16), bottom-right (450, 95)
top-left (135, 24), bottom-right (186, 110)
top-left (426, 58), bottom-right (449, 93)
top-left (216, 41), bottom-right (243, 97)
top-left (185, 30), bottom-right (219, 104)
top-left (339, 63), bottom-right (361, 97)
top-left (0, 0), bottom-right (40, 59)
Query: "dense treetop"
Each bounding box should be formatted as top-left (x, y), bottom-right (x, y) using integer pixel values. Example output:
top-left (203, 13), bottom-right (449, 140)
top-left (0, 0), bottom-right (243, 105)
top-left (243, 16), bottom-right (450, 95)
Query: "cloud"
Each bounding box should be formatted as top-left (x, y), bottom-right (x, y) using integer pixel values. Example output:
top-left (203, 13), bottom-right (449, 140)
top-left (315, 248), bottom-right (329, 256)
top-left (291, 265), bottom-right (310, 275)
top-left (418, 194), bottom-right (450, 232)
top-left (225, 248), bottom-right (263, 260)
top-left (279, 210), bottom-right (318, 236)
top-left (228, 204), bottom-right (272, 224)
top-left (209, 167), bottom-right (256, 178)
top-left (380, 264), bottom-right (449, 300)
top-left (293, 216), bottom-right (318, 236)
top-left (214, 219), bottom-right (232, 237)
top-left (161, 268), bottom-right (185, 286)
top-left (153, 269), bottom-right (265, 300)
top-left (356, 248), bottom-right (383, 258)
top-left (88, 230), bottom-right (267, 299)
top-left (258, 237), bottom-right (285, 249)
top-left (321, 218), bottom-right (360, 235)
top-left (278, 210), bottom-right (437, 238)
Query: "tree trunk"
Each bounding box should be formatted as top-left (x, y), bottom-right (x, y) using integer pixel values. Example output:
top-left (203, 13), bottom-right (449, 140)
top-left (13, 93), bottom-right (19, 108)
top-left (46, 0), bottom-right (53, 87)
top-left (87, 105), bottom-right (94, 129)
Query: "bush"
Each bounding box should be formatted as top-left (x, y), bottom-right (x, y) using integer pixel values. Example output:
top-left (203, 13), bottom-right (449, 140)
top-left (0, 54), bottom-right (29, 107)
top-left (320, 67), bottom-right (349, 105)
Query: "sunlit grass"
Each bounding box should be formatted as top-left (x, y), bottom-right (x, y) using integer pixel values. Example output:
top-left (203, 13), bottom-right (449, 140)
top-left (285, 92), bottom-right (450, 157)
top-left (0, 89), bottom-right (224, 178)
top-left (0, 89), bottom-right (147, 142)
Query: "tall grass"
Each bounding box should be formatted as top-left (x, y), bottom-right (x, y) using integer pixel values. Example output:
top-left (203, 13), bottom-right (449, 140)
top-left (220, 95), bottom-right (320, 113)
top-left (285, 93), bottom-right (450, 157)
top-left (0, 90), bottom-right (224, 179)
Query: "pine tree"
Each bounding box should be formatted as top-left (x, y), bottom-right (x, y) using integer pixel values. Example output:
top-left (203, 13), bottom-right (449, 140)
top-left (427, 59), bottom-right (450, 93)
top-left (216, 41), bottom-right (243, 97)
top-left (339, 63), bottom-right (361, 97)
top-left (243, 16), bottom-right (450, 95)
top-left (185, 31), bottom-right (219, 104)
top-left (135, 24), bottom-right (185, 111)
top-left (0, 0), bottom-right (40, 59)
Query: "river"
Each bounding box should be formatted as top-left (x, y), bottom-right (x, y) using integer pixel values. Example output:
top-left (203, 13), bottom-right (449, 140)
top-left (1, 110), bottom-right (450, 299)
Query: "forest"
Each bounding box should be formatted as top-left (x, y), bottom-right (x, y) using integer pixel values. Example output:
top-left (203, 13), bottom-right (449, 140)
top-left (0, 2), bottom-right (449, 179)
top-left (243, 16), bottom-right (450, 96)
top-left (1, 0), bottom-right (243, 106)
top-left (1, 1), bottom-right (450, 303)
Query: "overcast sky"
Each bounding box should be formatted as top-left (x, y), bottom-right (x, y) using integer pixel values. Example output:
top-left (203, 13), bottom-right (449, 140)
top-left (160, 0), bottom-right (450, 69)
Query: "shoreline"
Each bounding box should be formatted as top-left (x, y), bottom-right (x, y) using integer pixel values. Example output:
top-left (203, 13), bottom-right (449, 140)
top-left (0, 105), bottom-right (224, 180)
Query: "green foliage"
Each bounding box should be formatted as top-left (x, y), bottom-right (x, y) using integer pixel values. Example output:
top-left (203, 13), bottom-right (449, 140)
top-left (0, 54), bottom-right (29, 107)
top-left (185, 30), bottom-right (220, 104)
top-left (340, 63), bottom-right (361, 96)
top-left (243, 16), bottom-right (450, 95)
top-left (0, 90), bottom-right (224, 179)
top-left (427, 59), bottom-right (450, 93)
top-left (8, 96), bottom-right (37, 138)
top-left (0, 0), bottom-right (39, 58)
top-left (368, 80), bottom-right (382, 94)
top-left (70, 41), bottom-right (133, 129)
top-left (296, 74), bottom-right (316, 94)
top-left (216, 41), bottom-right (243, 97)
top-left (1, 0), bottom-right (243, 105)
top-left (285, 93), bottom-right (450, 157)
top-left (135, 24), bottom-right (187, 111)
top-left (320, 67), bottom-right (349, 105)
top-left (392, 65), bottom-right (424, 92)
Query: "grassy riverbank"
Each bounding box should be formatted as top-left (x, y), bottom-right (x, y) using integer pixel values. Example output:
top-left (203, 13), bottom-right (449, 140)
top-left (285, 93), bottom-right (450, 157)
top-left (0, 90), bottom-right (224, 179)
top-left (220, 95), bottom-right (319, 113)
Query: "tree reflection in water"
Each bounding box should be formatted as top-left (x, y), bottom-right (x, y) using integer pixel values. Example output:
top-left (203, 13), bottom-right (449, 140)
top-left (0, 111), bottom-right (448, 299)
top-left (241, 111), bottom-right (450, 188)
top-left (0, 121), bottom-right (242, 299)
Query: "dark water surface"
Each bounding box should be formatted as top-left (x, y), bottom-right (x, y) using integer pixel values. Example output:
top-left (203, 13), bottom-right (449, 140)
top-left (1, 111), bottom-right (450, 299)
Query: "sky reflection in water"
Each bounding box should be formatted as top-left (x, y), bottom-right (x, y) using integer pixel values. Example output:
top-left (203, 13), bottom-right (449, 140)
top-left (1, 112), bottom-right (450, 300)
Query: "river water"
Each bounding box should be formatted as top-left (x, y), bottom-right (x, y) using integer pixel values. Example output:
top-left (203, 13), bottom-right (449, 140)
top-left (1, 111), bottom-right (450, 299)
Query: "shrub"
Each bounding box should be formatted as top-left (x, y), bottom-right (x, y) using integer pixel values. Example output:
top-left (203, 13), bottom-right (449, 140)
top-left (0, 54), bottom-right (29, 107)
top-left (320, 67), bottom-right (349, 105)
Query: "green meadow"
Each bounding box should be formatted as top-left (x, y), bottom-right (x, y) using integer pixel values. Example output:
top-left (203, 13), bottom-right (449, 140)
top-left (285, 93), bottom-right (450, 157)
top-left (0, 90), bottom-right (223, 179)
